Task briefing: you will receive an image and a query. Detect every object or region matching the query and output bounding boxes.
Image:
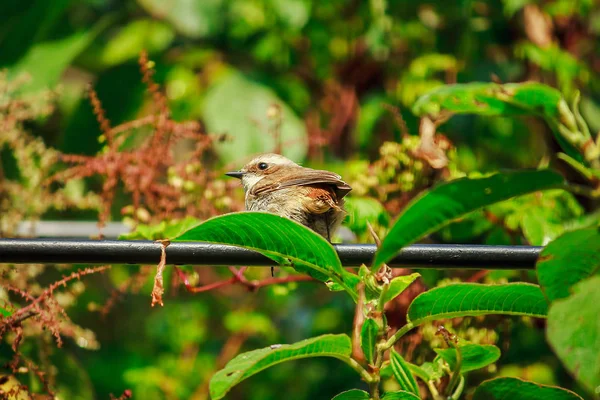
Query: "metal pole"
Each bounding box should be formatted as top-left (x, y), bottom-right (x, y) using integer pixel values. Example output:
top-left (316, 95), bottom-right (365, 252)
top-left (0, 239), bottom-right (541, 269)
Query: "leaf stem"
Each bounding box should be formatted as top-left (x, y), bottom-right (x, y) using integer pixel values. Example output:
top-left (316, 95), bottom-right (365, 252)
top-left (426, 380), bottom-right (442, 400)
top-left (448, 375), bottom-right (465, 400)
top-left (444, 341), bottom-right (462, 396)
top-left (381, 322), bottom-right (415, 351)
top-left (341, 356), bottom-right (374, 384)
top-left (369, 343), bottom-right (385, 400)
top-left (377, 283), bottom-right (389, 314)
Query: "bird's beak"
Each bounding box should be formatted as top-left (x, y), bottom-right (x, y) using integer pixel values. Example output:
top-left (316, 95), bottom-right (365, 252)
top-left (225, 171), bottom-right (244, 179)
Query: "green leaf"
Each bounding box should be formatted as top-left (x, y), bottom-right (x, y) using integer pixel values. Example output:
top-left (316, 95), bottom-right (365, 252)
top-left (9, 17), bottom-right (112, 92)
top-left (521, 208), bottom-right (564, 246)
top-left (137, 0), bottom-right (225, 38)
top-left (174, 212), bottom-right (359, 301)
top-left (360, 318), bottom-right (379, 364)
top-left (162, 217), bottom-right (204, 239)
top-left (99, 19), bottom-right (175, 67)
top-left (344, 197), bottom-right (390, 234)
top-left (373, 170), bottom-right (564, 268)
top-left (203, 71), bottom-right (308, 162)
top-left (537, 228), bottom-right (600, 302)
top-left (412, 82), bottom-right (589, 162)
top-left (547, 276), bottom-right (600, 394)
top-left (407, 361), bottom-right (444, 382)
top-left (0, 307), bottom-right (12, 318)
top-left (381, 391), bottom-right (420, 400)
top-left (209, 334), bottom-right (353, 400)
top-left (408, 283), bottom-right (548, 326)
top-left (119, 217), bottom-right (201, 240)
top-left (383, 360), bottom-right (445, 382)
top-left (358, 265), bottom-right (382, 301)
top-left (390, 349), bottom-right (419, 395)
top-left (434, 344), bottom-right (500, 373)
top-left (473, 377), bottom-right (583, 400)
top-left (412, 82), bottom-right (563, 119)
top-left (332, 389), bottom-right (370, 400)
top-left (381, 273), bottom-right (420, 304)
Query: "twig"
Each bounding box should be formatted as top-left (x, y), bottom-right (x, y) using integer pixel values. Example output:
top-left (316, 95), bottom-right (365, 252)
top-left (352, 283), bottom-right (366, 362)
top-left (175, 266), bottom-right (314, 294)
top-left (0, 266), bottom-right (110, 341)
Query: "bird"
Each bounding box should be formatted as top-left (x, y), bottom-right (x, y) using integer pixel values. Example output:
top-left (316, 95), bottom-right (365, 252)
top-left (225, 153), bottom-right (352, 242)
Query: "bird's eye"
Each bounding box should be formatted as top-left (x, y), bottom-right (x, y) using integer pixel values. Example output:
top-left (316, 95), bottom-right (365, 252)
top-left (258, 162), bottom-right (269, 170)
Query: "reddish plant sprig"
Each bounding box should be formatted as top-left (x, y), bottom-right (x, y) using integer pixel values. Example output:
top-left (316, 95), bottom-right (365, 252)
top-left (0, 266), bottom-right (110, 343)
top-left (50, 52), bottom-right (233, 228)
top-left (174, 266), bottom-right (313, 294)
top-left (0, 266), bottom-right (109, 397)
top-left (88, 85), bottom-right (112, 141)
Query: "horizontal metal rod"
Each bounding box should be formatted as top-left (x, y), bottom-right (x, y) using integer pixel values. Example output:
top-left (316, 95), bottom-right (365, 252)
top-left (0, 239), bottom-right (541, 269)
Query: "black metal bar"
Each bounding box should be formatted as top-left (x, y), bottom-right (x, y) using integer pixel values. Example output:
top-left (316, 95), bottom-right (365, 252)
top-left (0, 239), bottom-right (541, 269)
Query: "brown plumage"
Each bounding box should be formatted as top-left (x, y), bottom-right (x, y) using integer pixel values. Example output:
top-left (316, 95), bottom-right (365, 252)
top-left (226, 153), bottom-right (352, 241)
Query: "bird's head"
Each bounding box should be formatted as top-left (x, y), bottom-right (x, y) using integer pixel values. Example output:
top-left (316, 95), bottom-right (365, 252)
top-left (225, 153), bottom-right (298, 192)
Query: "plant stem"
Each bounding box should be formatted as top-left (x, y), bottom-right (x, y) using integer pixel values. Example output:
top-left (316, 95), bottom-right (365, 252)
top-left (368, 342), bottom-right (385, 400)
top-left (377, 283), bottom-right (389, 314)
top-left (381, 322), bottom-right (415, 351)
top-left (448, 375), bottom-right (465, 400)
top-left (369, 380), bottom-right (380, 400)
top-left (426, 380), bottom-right (443, 400)
top-left (444, 342), bottom-right (462, 396)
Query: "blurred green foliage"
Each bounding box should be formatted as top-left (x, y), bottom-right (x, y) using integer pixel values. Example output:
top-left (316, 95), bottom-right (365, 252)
top-left (1, 0), bottom-right (599, 398)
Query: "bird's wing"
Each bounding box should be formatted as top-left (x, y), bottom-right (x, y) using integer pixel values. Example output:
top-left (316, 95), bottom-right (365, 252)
top-left (255, 169), bottom-right (352, 199)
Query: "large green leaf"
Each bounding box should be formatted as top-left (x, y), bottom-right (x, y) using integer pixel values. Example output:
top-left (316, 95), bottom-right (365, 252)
top-left (360, 318), bottom-right (379, 364)
top-left (373, 170), bottom-right (564, 268)
top-left (547, 276), bottom-right (600, 394)
top-left (203, 71), bottom-right (308, 162)
top-left (537, 228), bottom-right (600, 302)
top-left (209, 334), bottom-right (353, 400)
top-left (390, 349), bottom-right (419, 395)
top-left (408, 283), bottom-right (548, 326)
top-left (412, 82), bottom-right (563, 119)
top-left (332, 390), bottom-right (370, 400)
top-left (381, 392), bottom-right (420, 400)
top-left (473, 377), bottom-right (583, 400)
top-left (434, 343), bottom-right (500, 373)
top-left (411, 82), bottom-right (590, 162)
top-left (174, 212), bottom-right (359, 300)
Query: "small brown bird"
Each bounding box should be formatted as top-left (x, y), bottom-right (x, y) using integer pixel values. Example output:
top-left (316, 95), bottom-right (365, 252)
top-left (226, 153), bottom-right (352, 241)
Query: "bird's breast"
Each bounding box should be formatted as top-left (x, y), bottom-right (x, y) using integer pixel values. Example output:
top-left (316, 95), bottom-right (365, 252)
top-left (246, 188), bottom-right (310, 222)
